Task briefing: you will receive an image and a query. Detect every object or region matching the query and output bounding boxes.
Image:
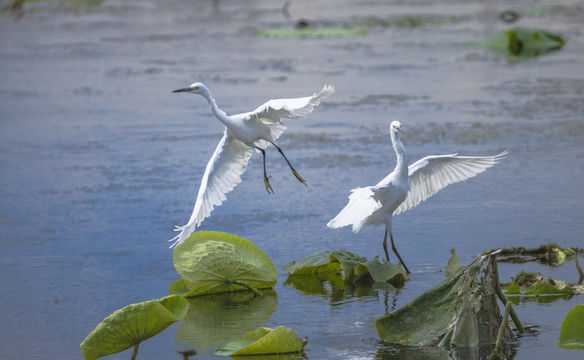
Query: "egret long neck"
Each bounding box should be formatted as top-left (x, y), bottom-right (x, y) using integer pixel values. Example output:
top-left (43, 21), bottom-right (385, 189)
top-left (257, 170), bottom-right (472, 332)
top-left (201, 92), bottom-right (231, 126)
top-left (391, 131), bottom-right (408, 177)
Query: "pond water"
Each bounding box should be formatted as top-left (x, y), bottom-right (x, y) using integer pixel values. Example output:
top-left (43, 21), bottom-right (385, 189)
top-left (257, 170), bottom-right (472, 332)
top-left (1, 0), bottom-right (583, 359)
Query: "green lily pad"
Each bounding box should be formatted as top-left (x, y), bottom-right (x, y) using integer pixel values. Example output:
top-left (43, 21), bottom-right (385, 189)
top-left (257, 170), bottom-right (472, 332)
top-left (80, 295), bottom-right (189, 360)
top-left (467, 27), bottom-right (565, 58)
top-left (558, 304), bottom-right (584, 350)
top-left (354, 258), bottom-right (406, 288)
top-left (376, 254), bottom-right (512, 346)
top-left (253, 27), bottom-right (367, 39)
top-left (216, 326), bottom-right (304, 356)
top-left (173, 231), bottom-right (277, 297)
top-left (346, 14), bottom-right (457, 28)
top-left (175, 291), bottom-right (278, 353)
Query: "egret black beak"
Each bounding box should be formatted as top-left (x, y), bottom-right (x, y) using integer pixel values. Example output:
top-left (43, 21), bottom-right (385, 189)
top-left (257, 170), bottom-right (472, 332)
top-left (397, 128), bottom-right (405, 135)
top-left (172, 88), bottom-right (191, 93)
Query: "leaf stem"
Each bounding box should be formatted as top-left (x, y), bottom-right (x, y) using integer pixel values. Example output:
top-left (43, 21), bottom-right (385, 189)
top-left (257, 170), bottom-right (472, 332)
top-left (492, 256), bottom-right (524, 333)
top-left (231, 280), bottom-right (261, 296)
top-left (130, 342), bottom-right (140, 360)
top-left (488, 300), bottom-right (512, 360)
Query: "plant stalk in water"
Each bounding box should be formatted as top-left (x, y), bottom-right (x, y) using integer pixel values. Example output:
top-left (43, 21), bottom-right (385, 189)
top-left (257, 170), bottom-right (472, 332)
top-left (130, 343), bottom-right (140, 360)
top-left (489, 300), bottom-right (513, 360)
top-left (231, 280), bottom-right (262, 296)
top-left (492, 256), bottom-right (524, 333)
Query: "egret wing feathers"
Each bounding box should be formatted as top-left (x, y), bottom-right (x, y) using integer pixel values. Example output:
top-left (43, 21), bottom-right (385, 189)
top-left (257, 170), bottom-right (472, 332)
top-left (393, 150), bottom-right (508, 216)
top-left (326, 187), bottom-right (382, 233)
top-left (170, 130), bottom-right (253, 247)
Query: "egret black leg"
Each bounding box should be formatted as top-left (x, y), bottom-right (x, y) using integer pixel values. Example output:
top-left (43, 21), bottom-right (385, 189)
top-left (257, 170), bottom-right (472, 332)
top-left (390, 232), bottom-right (410, 274)
top-left (255, 147), bottom-right (274, 194)
top-left (383, 229), bottom-right (390, 262)
top-left (269, 141), bottom-right (307, 186)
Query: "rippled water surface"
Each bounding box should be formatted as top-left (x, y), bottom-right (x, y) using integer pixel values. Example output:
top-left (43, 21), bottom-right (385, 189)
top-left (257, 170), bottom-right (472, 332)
top-left (1, 0), bottom-right (583, 359)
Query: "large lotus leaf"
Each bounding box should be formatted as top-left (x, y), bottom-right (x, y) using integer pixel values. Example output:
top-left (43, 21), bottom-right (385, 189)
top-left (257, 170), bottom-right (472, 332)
top-left (503, 271), bottom-right (582, 303)
top-left (173, 231), bottom-right (277, 296)
top-left (175, 291), bottom-right (278, 353)
top-left (376, 254), bottom-right (512, 346)
top-left (216, 326), bottom-right (304, 356)
top-left (558, 304), bottom-right (584, 350)
top-left (467, 28), bottom-right (565, 58)
top-left (254, 28), bottom-right (367, 39)
top-left (80, 295), bottom-right (189, 360)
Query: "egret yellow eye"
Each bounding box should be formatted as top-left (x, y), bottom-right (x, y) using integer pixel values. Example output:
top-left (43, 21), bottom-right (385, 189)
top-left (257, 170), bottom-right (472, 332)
top-left (193, 86), bottom-right (200, 90)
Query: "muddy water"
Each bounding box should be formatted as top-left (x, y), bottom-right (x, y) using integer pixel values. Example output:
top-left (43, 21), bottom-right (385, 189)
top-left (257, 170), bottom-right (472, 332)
top-left (1, 0), bottom-right (583, 359)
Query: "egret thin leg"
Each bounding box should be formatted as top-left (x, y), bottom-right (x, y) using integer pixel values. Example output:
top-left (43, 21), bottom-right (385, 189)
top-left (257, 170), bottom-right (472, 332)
top-left (382, 229), bottom-right (391, 262)
top-left (269, 141), bottom-right (307, 186)
top-left (255, 147), bottom-right (274, 194)
top-left (390, 232), bottom-right (410, 274)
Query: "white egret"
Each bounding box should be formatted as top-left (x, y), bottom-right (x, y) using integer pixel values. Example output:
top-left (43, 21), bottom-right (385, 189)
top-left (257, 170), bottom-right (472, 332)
top-left (327, 121), bottom-right (507, 274)
top-left (170, 82), bottom-right (334, 247)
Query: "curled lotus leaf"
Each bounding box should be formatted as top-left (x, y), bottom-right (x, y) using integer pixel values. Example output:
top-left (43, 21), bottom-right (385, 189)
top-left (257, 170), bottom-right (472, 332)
top-left (558, 304), bottom-right (584, 350)
top-left (215, 326), bottom-right (304, 356)
top-left (503, 271), bottom-right (582, 303)
top-left (173, 231), bottom-right (277, 296)
top-left (376, 254), bottom-right (513, 346)
top-left (80, 295), bottom-right (189, 360)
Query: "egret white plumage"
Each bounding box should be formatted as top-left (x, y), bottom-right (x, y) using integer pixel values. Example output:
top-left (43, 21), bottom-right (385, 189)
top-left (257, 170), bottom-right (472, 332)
top-left (327, 121), bottom-right (507, 274)
top-left (170, 82), bottom-right (334, 247)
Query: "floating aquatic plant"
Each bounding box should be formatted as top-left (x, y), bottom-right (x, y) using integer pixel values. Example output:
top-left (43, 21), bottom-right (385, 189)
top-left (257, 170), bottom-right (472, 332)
top-left (502, 271), bottom-right (583, 303)
top-left (215, 326), bottom-right (305, 356)
top-left (80, 295), bottom-right (189, 360)
top-left (467, 27), bottom-right (566, 58)
top-left (283, 249), bottom-right (407, 288)
top-left (171, 231), bottom-right (277, 297)
top-left (346, 14), bottom-right (457, 28)
top-left (376, 252), bottom-right (520, 347)
top-left (558, 304), bottom-right (584, 350)
top-left (485, 243), bottom-right (579, 266)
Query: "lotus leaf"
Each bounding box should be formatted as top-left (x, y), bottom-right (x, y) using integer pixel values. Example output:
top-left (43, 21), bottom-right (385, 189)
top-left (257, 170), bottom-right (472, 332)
top-left (376, 254), bottom-right (514, 346)
top-left (467, 28), bottom-right (565, 58)
top-left (253, 28), bottom-right (367, 39)
top-left (173, 231), bottom-right (277, 296)
top-left (215, 326), bottom-right (304, 356)
top-left (558, 304), bottom-right (584, 350)
top-left (175, 291), bottom-right (278, 353)
top-left (80, 295), bottom-right (189, 360)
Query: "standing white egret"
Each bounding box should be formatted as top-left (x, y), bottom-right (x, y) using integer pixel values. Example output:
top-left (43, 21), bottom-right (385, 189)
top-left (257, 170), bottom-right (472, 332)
top-left (327, 121), bottom-right (507, 274)
top-left (170, 82), bottom-right (334, 247)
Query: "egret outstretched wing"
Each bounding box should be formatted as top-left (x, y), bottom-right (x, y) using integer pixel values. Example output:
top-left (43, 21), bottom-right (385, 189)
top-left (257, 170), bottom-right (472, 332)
top-left (170, 130), bottom-right (253, 247)
top-left (239, 85), bottom-right (334, 147)
top-left (393, 150), bottom-right (508, 216)
top-left (327, 187), bottom-right (382, 233)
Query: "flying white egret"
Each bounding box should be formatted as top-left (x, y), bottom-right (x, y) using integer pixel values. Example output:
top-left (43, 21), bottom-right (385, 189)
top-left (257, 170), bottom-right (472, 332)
top-left (327, 121), bottom-right (507, 274)
top-left (170, 82), bottom-right (334, 247)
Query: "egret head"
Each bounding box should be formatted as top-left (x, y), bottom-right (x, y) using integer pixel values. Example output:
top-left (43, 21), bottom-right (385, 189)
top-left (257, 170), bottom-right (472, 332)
top-left (172, 82), bottom-right (210, 97)
top-left (390, 121), bottom-right (404, 135)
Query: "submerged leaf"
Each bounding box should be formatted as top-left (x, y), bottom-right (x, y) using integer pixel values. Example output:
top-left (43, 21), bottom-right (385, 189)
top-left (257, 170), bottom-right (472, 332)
top-left (376, 254), bottom-right (513, 346)
top-left (173, 231), bottom-right (277, 296)
top-left (215, 326), bottom-right (304, 356)
top-left (80, 295), bottom-right (189, 360)
top-left (347, 14), bottom-right (457, 28)
top-left (558, 304), bottom-right (584, 350)
top-left (254, 28), bottom-right (367, 39)
top-left (467, 27), bottom-right (565, 58)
